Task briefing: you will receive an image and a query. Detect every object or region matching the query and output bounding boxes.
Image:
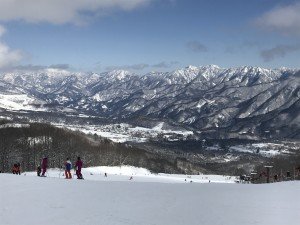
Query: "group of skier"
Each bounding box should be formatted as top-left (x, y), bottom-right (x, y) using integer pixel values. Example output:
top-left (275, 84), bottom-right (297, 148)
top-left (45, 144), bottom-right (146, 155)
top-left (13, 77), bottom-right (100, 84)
top-left (36, 156), bottom-right (84, 179)
top-left (9, 156), bottom-right (83, 179)
top-left (64, 157), bottom-right (83, 179)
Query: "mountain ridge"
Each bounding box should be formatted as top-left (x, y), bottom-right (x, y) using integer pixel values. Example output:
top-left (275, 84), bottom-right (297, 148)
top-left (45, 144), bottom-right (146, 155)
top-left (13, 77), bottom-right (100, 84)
top-left (0, 65), bottom-right (299, 140)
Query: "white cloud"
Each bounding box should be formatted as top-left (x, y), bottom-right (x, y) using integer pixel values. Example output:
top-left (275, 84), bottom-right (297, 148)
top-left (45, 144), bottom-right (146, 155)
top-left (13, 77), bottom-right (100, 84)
top-left (0, 43), bottom-right (23, 68)
top-left (255, 2), bottom-right (300, 36)
top-left (0, 25), bottom-right (23, 68)
top-left (0, 0), bottom-right (152, 25)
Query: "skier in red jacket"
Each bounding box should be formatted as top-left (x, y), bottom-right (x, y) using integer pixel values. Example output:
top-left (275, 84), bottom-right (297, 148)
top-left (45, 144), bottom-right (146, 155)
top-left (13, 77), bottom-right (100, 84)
top-left (12, 163), bottom-right (21, 175)
top-left (75, 157), bottom-right (83, 179)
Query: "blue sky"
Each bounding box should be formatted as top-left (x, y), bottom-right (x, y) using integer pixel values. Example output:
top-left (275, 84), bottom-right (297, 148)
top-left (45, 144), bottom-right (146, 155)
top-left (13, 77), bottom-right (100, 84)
top-left (0, 0), bottom-right (299, 73)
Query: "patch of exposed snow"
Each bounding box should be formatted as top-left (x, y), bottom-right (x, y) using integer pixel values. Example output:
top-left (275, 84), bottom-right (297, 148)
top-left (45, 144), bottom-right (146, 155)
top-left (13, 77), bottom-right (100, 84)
top-left (0, 123), bottom-right (30, 129)
top-left (229, 143), bottom-right (291, 157)
top-left (0, 94), bottom-right (48, 112)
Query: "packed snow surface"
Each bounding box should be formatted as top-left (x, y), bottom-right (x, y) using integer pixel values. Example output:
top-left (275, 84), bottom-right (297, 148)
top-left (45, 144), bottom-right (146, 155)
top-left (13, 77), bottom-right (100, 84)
top-left (23, 166), bottom-right (237, 184)
top-left (1, 166), bottom-right (299, 225)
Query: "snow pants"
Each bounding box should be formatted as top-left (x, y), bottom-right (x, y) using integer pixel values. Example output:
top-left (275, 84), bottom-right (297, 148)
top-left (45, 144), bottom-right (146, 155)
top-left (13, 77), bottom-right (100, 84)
top-left (65, 170), bottom-right (72, 179)
top-left (76, 169), bottom-right (83, 179)
top-left (42, 168), bottom-right (47, 176)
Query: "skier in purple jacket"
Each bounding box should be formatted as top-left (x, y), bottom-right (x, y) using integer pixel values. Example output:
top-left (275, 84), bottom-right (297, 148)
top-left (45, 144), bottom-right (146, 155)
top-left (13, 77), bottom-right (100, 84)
top-left (75, 157), bottom-right (83, 179)
top-left (41, 157), bottom-right (48, 177)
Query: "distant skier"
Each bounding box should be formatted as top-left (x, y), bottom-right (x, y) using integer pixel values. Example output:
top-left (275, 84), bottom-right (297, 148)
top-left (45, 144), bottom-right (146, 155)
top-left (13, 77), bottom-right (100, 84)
top-left (12, 163), bottom-right (21, 175)
top-left (75, 157), bottom-right (83, 179)
top-left (129, 176), bottom-right (133, 180)
top-left (297, 166), bottom-right (300, 177)
top-left (104, 172), bottom-right (107, 177)
top-left (41, 157), bottom-right (48, 177)
top-left (64, 158), bottom-right (72, 179)
top-left (37, 166), bottom-right (41, 176)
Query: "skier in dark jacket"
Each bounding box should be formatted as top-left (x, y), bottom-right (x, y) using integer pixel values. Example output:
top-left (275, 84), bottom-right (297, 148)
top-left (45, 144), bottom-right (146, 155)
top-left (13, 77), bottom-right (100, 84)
top-left (75, 157), bottom-right (83, 179)
top-left (64, 158), bottom-right (72, 179)
top-left (37, 166), bottom-right (41, 176)
top-left (41, 157), bottom-right (48, 177)
top-left (12, 163), bottom-right (21, 175)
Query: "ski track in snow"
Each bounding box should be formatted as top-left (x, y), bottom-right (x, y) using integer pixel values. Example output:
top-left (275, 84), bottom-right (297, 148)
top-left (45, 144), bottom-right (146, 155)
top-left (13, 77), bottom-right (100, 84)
top-left (1, 166), bottom-right (300, 225)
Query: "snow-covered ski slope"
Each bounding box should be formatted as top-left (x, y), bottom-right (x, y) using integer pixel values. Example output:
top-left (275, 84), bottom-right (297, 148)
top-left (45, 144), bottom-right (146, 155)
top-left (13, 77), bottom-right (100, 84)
top-left (23, 166), bottom-right (237, 183)
top-left (1, 167), bottom-right (300, 225)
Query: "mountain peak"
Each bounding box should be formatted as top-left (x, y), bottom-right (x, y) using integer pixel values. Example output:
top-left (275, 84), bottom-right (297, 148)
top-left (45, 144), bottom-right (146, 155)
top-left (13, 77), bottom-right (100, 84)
top-left (107, 70), bottom-right (132, 81)
top-left (203, 64), bottom-right (220, 69)
top-left (185, 65), bottom-right (198, 71)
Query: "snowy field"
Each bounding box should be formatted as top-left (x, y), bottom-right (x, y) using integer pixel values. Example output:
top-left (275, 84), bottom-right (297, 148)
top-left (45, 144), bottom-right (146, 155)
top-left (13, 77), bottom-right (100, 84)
top-left (207, 142), bottom-right (298, 158)
top-left (229, 143), bottom-right (291, 157)
top-left (55, 122), bottom-right (193, 143)
top-left (0, 94), bottom-right (47, 112)
top-left (1, 167), bottom-right (300, 225)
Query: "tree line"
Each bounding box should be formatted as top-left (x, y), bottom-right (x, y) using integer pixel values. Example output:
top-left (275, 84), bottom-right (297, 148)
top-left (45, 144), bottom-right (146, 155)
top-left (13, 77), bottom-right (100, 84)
top-left (0, 122), bottom-right (204, 174)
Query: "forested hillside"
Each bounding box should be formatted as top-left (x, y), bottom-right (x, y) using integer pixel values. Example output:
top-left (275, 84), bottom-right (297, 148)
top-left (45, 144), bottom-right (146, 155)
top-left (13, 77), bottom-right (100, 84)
top-left (0, 121), bottom-right (208, 174)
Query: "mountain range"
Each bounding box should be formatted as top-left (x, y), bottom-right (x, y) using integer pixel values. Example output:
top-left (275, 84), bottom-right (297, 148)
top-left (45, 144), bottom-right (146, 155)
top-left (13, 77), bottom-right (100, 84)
top-left (0, 65), bottom-right (299, 140)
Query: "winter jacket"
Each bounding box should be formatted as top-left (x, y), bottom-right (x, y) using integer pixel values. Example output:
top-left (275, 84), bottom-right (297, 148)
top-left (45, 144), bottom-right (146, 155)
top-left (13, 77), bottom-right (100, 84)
top-left (65, 160), bottom-right (72, 171)
top-left (75, 160), bottom-right (83, 171)
top-left (41, 158), bottom-right (48, 169)
top-left (12, 164), bottom-right (20, 173)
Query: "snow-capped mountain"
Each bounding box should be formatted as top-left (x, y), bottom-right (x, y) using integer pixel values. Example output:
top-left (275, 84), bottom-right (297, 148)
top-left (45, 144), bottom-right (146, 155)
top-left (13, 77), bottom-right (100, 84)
top-left (0, 65), bottom-right (299, 140)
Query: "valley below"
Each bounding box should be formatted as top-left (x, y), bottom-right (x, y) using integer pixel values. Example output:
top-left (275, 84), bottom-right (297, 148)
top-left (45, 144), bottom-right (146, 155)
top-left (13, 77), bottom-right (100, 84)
top-left (0, 65), bottom-right (299, 177)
